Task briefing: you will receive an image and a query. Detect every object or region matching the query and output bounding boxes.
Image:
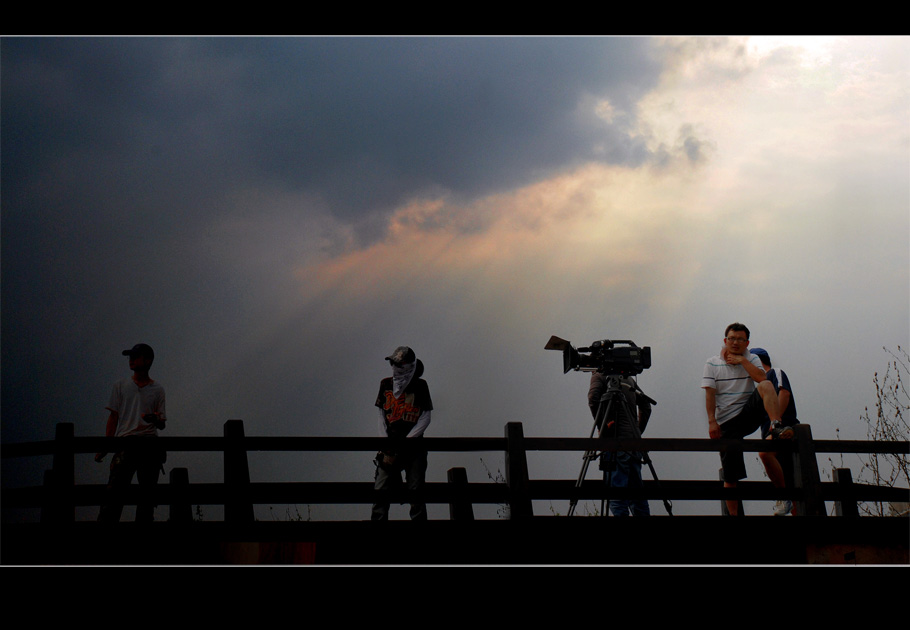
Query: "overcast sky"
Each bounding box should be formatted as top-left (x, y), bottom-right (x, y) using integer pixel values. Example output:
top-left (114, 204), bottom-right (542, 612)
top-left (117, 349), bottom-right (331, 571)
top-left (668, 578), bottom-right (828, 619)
top-left (3, 36), bottom-right (908, 521)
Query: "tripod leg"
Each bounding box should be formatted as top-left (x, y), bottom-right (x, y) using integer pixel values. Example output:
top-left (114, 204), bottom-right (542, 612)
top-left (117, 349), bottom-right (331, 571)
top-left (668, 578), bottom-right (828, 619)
top-left (568, 450), bottom-right (597, 516)
top-left (568, 396), bottom-right (610, 517)
top-left (601, 451), bottom-right (616, 517)
top-left (641, 452), bottom-right (673, 516)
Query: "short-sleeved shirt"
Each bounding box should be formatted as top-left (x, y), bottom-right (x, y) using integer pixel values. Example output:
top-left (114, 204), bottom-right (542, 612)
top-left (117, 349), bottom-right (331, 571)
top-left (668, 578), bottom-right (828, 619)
top-left (106, 377), bottom-right (167, 437)
top-left (375, 377), bottom-right (433, 437)
top-left (701, 353), bottom-right (762, 425)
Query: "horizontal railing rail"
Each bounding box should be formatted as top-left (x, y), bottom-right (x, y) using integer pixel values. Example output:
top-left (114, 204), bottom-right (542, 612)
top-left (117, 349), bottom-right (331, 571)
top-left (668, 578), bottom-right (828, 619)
top-left (2, 421), bottom-right (907, 523)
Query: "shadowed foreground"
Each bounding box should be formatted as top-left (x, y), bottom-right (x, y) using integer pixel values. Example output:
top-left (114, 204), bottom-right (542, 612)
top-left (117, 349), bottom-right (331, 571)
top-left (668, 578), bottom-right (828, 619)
top-left (3, 515), bottom-right (907, 565)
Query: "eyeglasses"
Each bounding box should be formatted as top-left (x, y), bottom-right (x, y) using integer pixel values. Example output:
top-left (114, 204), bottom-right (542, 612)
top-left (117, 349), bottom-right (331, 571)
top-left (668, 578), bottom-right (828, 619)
top-left (725, 336), bottom-right (748, 344)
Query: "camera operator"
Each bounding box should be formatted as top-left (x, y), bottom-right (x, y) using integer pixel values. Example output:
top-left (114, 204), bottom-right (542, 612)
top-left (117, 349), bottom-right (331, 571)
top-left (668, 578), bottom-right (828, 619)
top-left (371, 346), bottom-right (433, 521)
top-left (588, 372), bottom-right (652, 517)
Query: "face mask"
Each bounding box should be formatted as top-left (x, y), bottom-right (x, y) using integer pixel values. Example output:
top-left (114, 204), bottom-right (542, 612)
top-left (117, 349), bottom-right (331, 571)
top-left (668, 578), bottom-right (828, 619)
top-left (392, 362), bottom-right (416, 397)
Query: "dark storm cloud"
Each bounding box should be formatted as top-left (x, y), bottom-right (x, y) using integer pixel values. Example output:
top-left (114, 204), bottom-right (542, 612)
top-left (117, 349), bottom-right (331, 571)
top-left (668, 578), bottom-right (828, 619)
top-left (1, 36), bottom-right (663, 435)
top-left (3, 37), bottom-right (661, 230)
top-left (236, 36), bottom-right (661, 213)
top-left (1, 36), bottom-right (669, 512)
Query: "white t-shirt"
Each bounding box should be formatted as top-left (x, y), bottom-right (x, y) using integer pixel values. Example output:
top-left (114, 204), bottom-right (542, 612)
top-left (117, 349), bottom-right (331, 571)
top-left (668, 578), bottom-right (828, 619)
top-left (106, 377), bottom-right (167, 437)
top-left (701, 352), bottom-right (761, 424)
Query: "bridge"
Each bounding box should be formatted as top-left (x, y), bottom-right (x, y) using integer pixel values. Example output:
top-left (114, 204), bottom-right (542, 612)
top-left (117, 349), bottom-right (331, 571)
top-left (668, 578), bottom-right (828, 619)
top-left (2, 421), bottom-right (907, 565)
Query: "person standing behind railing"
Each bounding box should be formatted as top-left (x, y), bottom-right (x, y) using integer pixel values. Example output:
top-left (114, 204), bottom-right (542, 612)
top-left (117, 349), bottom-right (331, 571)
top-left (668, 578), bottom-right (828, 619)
top-left (371, 346), bottom-right (433, 521)
top-left (95, 343), bottom-right (167, 523)
top-left (588, 371), bottom-right (653, 517)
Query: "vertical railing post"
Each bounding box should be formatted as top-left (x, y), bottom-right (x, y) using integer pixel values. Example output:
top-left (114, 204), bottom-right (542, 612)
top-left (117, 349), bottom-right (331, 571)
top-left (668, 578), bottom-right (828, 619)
top-left (833, 468), bottom-right (859, 517)
top-left (505, 422), bottom-right (532, 519)
top-left (42, 423), bottom-right (75, 524)
top-left (224, 419), bottom-right (254, 523)
top-left (792, 424), bottom-right (826, 517)
top-left (168, 467), bottom-right (192, 523)
top-left (447, 467), bottom-right (474, 521)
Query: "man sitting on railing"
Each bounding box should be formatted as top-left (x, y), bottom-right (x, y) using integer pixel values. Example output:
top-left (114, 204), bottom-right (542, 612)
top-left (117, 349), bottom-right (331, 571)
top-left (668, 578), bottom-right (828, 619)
top-left (702, 323), bottom-right (785, 517)
top-left (372, 346), bottom-right (433, 521)
top-left (751, 347), bottom-right (800, 516)
top-left (95, 343), bottom-right (167, 523)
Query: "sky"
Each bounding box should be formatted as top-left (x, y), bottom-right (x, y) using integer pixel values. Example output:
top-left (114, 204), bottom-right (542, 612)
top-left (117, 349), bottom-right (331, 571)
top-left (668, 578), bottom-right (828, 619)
top-left (2, 36), bottom-right (908, 521)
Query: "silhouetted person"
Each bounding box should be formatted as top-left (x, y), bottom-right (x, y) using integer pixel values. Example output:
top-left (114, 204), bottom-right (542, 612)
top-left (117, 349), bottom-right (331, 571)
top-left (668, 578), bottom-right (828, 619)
top-left (588, 372), bottom-right (653, 516)
top-left (96, 343), bottom-right (167, 522)
top-left (371, 346), bottom-right (433, 521)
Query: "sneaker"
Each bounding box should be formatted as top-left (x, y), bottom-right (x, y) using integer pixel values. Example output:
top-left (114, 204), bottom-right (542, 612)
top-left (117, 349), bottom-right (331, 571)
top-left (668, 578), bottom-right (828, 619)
top-left (770, 422), bottom-right (794, 440)
top-left (773, 499), bottom-right (792, 516)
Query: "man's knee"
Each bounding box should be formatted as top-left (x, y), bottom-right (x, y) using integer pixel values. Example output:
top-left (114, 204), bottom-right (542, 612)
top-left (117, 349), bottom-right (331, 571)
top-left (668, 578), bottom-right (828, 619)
top-left (757, 380), bottom-right (775, 397)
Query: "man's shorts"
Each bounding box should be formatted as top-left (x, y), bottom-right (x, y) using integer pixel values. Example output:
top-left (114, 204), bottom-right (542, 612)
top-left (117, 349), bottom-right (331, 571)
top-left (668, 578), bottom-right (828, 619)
top-left (718, 389), bottom-right (766, 482)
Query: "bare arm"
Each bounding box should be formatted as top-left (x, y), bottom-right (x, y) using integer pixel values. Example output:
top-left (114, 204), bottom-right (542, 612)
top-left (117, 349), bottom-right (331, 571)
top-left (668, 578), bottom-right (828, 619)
top-left (704, 388), bottom-right (722, 439)
top-left (104, 411), bottom-right (118, 437)
top-left (95, 411), bottom-right (118, 462)
top-left (725, 352), bottom-right (766, 383)
top-left (741, 359), bottom-right (767, 383)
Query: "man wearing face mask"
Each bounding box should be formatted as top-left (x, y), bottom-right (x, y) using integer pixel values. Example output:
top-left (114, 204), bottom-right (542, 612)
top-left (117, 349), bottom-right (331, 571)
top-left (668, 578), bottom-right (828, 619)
top-left (371, 346), bottom-right (434, 521)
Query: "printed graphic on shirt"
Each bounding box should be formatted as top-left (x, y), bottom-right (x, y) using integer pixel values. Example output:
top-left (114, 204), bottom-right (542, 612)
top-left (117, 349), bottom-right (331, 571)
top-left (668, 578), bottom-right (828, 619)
top-left (382, 391), bottom-right (422, 425)
top-left (375, 377), bottom-right (432, 429)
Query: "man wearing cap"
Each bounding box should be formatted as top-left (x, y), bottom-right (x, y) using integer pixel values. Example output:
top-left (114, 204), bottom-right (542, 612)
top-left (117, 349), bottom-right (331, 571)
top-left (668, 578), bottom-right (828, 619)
top-left (702, 323), bottom-right (785, 516)
top-left (751, 347), bottom-right (799, 516)
top-left (372, 346), bottom-right (433, 521)
top-left (96, 343), bottom-right (167, 522)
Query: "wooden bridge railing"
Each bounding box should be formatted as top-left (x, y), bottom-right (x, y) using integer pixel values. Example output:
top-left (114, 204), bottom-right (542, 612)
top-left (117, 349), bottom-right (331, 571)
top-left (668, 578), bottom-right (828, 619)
top-left (2, 421), bottom-right (908, 523)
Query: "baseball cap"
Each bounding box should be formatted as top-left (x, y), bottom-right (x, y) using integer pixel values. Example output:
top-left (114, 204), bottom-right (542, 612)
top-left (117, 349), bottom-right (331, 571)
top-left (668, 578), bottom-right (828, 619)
top-left (385, 346), bottom-right (415, 366)
top-left (122, 343), bottom-right (154, 360)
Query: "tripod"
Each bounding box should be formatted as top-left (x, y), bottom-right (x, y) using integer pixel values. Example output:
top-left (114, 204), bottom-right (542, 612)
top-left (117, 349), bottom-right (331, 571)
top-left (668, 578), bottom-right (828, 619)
top-left (567, 373), bottom-right (673, 517)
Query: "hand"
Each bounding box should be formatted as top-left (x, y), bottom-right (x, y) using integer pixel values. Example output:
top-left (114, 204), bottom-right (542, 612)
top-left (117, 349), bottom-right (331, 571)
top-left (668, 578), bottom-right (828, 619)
top-left (708, 419), bottom-right (722, 439)
top-left (143, 413), bottom-right (165, 429)
top-left (724, 352), bottom-right (745, 365)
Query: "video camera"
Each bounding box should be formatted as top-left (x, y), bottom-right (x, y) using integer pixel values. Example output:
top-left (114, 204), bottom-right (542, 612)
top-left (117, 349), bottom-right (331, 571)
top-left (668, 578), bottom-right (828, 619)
top-left (545, 335), bottom-right (651, 376)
